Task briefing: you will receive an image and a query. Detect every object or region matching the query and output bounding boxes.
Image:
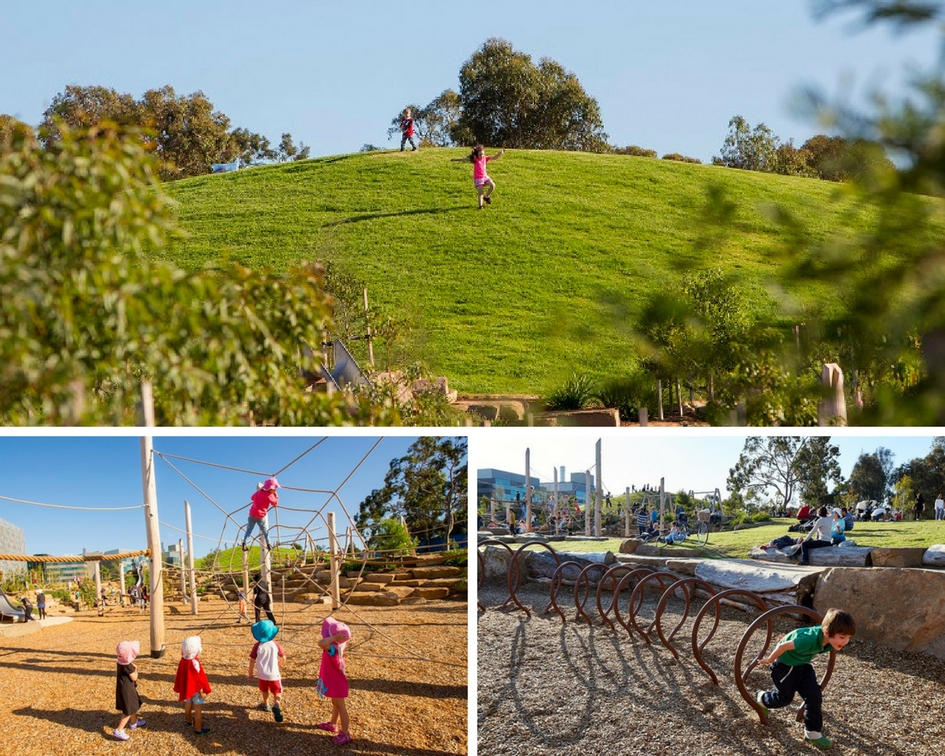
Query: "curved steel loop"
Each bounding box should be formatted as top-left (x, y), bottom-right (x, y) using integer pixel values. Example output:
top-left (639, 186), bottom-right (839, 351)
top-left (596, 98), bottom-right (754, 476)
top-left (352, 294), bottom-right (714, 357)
top-left (733, 605), bottom-right (835, 725)
top-left (476, 539), bottom-right (520, 613)
top-left (476, 548), bottom-right (486, 612)
top-left (548, 561), bottom-right (585, 623)
top-left (691, 588), bottom-right (770, 685)
top-left (612, 567), bottom-right (655, 636)
top-left (510, 542), bottom-right (562, 617)
top-left (595, 564), bottom-right (637, 632)
top-left (573, 563), bottom-right (610, 625)
top-left (652, 577), bottom-right (717, 659)
top-left (626, 571), bottom-right (679, 644)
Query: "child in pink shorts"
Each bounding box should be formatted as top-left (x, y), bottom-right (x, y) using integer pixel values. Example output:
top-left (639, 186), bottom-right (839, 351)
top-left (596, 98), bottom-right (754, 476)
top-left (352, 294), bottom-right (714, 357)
top-left (452, 145), bottom-right (505, 209)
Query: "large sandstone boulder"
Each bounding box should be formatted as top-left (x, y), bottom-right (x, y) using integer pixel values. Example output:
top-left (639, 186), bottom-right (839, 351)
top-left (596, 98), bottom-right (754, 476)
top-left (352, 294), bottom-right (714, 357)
top-left (619, 538), bottom-right (643, 554)
top-left (412, 566), bottom-right (463, 580)
top-left (345, 592), bottom-right (401, 606)
top-left (479, 545), bottom-right (516, 581)
top-left (636, 543), bottom-right (702, 558)
top-left (362, 573), bottom-right (396, 585)
top-left (869, 547), bottom-right (927, 568)
top-left (813, 567), bottom-right (945, 660)
top-left (923, 544), bottom-right (945, 567)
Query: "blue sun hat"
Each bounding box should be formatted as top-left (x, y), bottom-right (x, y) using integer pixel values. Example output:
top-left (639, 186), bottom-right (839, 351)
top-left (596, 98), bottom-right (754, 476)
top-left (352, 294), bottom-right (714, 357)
top-left (252, 619), bottom-right (279, 643)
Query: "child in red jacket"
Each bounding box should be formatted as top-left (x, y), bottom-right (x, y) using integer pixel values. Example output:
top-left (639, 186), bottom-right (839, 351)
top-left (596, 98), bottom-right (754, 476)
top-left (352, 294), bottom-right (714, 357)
top-left (173, 636), bottom-right (213, 735)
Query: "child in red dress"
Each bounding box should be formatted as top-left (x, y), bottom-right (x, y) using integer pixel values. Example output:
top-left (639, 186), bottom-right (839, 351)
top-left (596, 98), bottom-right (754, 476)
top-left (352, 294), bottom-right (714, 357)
top-left (316, 617), bottom-right (352, 745)
top-left (173, 636), bottom-right (213, 735)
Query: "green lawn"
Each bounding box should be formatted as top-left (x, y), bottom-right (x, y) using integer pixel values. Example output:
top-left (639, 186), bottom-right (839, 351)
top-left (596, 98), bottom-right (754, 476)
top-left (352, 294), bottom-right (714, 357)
top-left (510, 518), bottom-right (945, 560)
top-left (164, 149), bottom-right (872, 394)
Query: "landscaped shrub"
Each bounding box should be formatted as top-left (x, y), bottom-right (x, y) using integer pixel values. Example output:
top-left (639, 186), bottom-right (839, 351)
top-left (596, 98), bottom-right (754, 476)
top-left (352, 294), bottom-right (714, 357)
top-left (597, 374), bottom-right (656, 421)
top-left (546, 373), bottom-right (597, 411)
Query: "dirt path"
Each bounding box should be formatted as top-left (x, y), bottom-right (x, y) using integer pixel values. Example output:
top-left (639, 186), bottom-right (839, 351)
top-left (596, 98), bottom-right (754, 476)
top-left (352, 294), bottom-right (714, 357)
top-left (1, 600), bottom-right (467, 756)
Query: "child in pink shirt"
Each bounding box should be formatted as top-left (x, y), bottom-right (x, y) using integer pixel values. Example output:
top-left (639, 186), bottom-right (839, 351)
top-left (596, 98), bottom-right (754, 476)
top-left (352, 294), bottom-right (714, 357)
top-left (242, 477), bottom-right (279, 551)
top-left (453, 145), bottom-right (505, 209)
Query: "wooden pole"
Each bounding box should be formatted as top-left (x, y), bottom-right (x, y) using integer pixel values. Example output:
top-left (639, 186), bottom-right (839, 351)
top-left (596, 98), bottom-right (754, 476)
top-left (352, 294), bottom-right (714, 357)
top-left (584, 470), bottom-right (591, 534)
top-left (119, 561), bottom-right (126, 606)
top-left (140, 381), bottom-right (155, 427)
top-left (595, 440), bottom-right (602, 537)
top-left (328, 512), bottom-right (341, 610)
top-left (625, 486), bottom-right (631, 537)
top-left (140, 436), bottom-right (165, 657)
top-left (179, 538), bottom-right (187, 602)
top-left (553, 468), bottom-right (559, 524)
top-left (659, 477), bottom-right (666, 534)
top-left (363, 288), bottom-right (375, 368)
top-left (94, 560), bottom-right (102, 615)
top-left (525, 448), bottom-right (532, 532)
top-left (185, 500), bottom-right (198, 615)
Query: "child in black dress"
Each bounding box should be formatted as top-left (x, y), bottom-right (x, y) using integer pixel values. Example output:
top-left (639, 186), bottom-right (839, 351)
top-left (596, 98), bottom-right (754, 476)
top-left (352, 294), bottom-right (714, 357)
top-left (114, 640), bottom-right (145, 740)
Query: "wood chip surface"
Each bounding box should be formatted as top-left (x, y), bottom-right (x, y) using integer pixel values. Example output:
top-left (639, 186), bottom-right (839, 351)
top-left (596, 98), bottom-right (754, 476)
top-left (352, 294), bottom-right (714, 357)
top-left (0, 599), bottom-right (467, 756)
top-left (478, 582), bottom-right (945, 755)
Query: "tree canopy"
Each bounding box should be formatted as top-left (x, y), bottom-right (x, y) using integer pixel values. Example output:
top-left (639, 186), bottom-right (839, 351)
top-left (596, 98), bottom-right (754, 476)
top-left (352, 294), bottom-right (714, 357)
top-left (356, 437), bottom-right (467, 550)
top-left (36, 84), bottom-right (309, 180)
top-left (727, 437), bottom-right (841, 509)
top-left (0, 122), bottom-right (390, 425)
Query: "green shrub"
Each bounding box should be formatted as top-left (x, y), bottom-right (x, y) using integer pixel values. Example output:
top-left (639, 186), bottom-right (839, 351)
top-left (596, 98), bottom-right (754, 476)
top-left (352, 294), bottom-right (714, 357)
top-left (597, 374), bottom-right (656, 421)
top-left (662, 153), bottom-right (702, 164)
top-left (613, 145), bottom-right (657, 158)
top-left (546, 373), bottom-right (597, 411)
top-left (751, 511), bottom-right (771, 523)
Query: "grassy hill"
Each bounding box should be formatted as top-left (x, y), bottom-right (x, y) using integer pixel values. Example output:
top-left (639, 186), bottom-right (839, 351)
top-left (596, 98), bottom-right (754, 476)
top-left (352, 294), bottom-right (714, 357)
top-left (164, 148), bottom-right (865, 395)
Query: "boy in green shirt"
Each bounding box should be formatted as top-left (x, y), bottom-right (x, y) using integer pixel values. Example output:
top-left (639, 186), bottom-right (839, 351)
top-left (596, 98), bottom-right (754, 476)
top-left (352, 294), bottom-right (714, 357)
top-left (756, 607), bottom-right (856, 751)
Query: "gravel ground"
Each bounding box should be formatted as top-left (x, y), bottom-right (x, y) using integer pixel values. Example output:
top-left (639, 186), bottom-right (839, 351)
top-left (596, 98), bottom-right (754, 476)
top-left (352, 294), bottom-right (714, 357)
top-left (0, 600), bottom-right (467, 756)
top-left (478, 582), bottom-right (945, 756)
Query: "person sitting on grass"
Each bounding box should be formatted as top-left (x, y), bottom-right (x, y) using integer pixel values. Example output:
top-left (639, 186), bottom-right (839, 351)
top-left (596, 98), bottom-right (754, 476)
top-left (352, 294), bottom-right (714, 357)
top-left (756, 608), bottom-right (856, 750)
top-left (658, 521), bottom-right (686, 545)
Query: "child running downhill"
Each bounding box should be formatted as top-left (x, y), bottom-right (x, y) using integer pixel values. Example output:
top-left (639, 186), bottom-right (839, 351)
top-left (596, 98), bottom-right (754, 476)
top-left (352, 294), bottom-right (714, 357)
top-left (173, 636), bottom-right (213, 736)
top-left (242, 477), bottom-right (279, 551)
top-left (756, 608), bottom-right (856, 750)
top-left (452, 145), bottom-right (505, 209)
top-left (316, 617), bottom-right (353, 746)
top-left (248, 619), bottom-right (286, 722)
top-left (113, 640), bottom-right (144, 740)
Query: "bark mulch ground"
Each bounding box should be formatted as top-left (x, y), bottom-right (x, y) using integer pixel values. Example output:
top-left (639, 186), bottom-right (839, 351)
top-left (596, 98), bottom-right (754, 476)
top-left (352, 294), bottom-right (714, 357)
top-left (1, 600), bottom-right (467, 756)
top-left (478, 582), bottom-right (945, 756)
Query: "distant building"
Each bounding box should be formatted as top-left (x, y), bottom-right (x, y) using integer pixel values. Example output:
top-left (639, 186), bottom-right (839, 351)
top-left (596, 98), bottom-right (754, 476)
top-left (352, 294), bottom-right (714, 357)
top-left (41, 557), bottom-right (88, 583)
top-left (0, 517), bottom-right (26, 578)
top-left (477, 468), bottom-right (595, 517)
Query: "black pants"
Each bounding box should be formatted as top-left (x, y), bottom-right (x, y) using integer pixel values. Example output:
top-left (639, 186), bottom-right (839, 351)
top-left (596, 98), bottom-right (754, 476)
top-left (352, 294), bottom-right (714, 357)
top-left (800, 539), bottom-right (831, 565)
top-left (255, 601), bottom-right (275, 623)
top-left (762, 661), bottom-right (823, 733)
top-left (400, 134), bottom-right (417, 151)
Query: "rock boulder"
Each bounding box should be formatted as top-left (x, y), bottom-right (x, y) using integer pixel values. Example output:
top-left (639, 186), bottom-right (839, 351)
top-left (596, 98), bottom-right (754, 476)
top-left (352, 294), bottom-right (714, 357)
top-left (923, 544), bottom-right (945, 567)
top-left (869, 547), bottom-right (927, 568)
top-left (813, 567), bottom-right (945, 660)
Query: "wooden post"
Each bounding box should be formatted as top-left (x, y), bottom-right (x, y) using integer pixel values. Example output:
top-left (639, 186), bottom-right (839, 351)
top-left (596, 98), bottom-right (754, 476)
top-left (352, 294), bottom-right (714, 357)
top-left (595, 439), bottom-right (602, 537)
top-left (139, 436), bottom-right (165, 658)
top-left (241, 547), bottom-right (250, 616)
top-left (119, 562), bottom-right (126, 606)
top-left (363, 288), bottom-right (375, 368)
top-left (553, 468), bottom-right (559, 524)
top-left (659, 477), bottom-right (666, 534)
top-left (178, 539), bottom-right (188, 602)
top-left (185, 500), bottom-right (198, 615)
top-left (328, 513), bottom-right (341, 610)
top-left (525, 448), bottom-right (532, 532)
top-left (94, 560), bottom-right (102, 615)
top-left (625, 486), bottom-right (631, 537)
top-left (584, 470), bottom-right (591, 534)
top-left (657, 380), bottom-right (664, 420)
top-left (639, 407), bottom-right (648, 426)
top-left (140, 381), bottom-right (155, 427)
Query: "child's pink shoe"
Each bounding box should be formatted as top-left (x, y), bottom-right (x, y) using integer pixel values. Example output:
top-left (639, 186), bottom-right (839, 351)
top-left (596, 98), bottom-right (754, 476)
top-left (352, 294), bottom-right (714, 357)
top-left (332, 732), bottom-right (352, 745)
top-left (317, 722), bottom-right (339, 733)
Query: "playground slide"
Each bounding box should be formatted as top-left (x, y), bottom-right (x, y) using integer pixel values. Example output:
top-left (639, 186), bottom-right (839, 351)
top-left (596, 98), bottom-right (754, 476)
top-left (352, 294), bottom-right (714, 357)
top-left (0, 587), bottom-right (26, 621)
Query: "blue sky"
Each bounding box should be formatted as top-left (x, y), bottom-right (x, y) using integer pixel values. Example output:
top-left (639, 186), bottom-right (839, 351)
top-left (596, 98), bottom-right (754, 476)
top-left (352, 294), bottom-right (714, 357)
top-left (0, 434), bottom-right (461, 558)
top-left (2, 1), bottom-right (939, 162)
top-left (472, 431), bottom-right (941, 502)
